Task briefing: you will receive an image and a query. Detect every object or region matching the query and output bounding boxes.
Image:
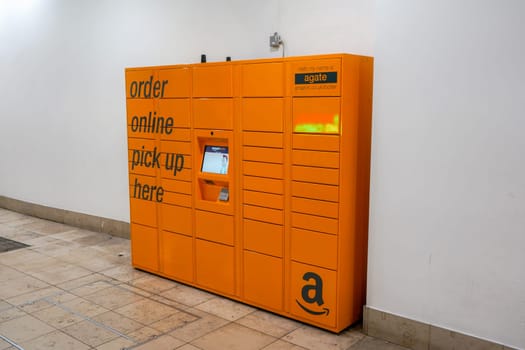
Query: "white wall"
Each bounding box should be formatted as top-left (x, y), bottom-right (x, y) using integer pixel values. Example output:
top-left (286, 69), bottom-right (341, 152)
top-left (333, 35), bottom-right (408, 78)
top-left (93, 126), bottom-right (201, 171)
top-left (0, 0), bottom-right (372, 222)
top-left (0, 0), bottom-right (281, 221)
top-left (368, 1), bottom-right (525, 348)
top-left (1, 0), bottom-right (523, 348)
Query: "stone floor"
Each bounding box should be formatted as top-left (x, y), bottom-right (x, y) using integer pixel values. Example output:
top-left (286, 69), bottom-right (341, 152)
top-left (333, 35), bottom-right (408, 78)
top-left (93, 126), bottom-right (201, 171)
top-left (0, 208), bottom-right (407, 350)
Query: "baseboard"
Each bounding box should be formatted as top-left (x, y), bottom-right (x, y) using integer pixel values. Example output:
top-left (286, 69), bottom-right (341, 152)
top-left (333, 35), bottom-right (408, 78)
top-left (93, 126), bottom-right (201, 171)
top-left (0, 196), bottom-right (129, 239)
top-left (363, 306), bottom-right (518, 350)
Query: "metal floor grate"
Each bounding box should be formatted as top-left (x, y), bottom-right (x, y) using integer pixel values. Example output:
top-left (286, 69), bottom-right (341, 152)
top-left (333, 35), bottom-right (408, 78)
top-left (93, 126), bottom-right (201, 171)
top-left (0, 236), bottom-right (30, 253)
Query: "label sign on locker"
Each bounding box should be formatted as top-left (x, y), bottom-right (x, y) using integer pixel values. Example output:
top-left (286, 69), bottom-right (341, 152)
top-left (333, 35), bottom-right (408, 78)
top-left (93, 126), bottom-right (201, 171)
top-left (125, 54), bottom-right (373, 332)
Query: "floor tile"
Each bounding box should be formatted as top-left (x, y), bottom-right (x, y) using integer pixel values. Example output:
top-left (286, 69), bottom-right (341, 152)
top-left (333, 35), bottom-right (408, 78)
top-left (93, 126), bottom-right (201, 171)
top-left (0, 209), bottom-right (407, 350)
top-left (169, 309), bottom-right (229, 342)
top-left (96, 336), bottom-right (135, 350)
top-left (82, 285), bottom-right (146, 310)
top-left (6, 286), bottom-right (62, 305)
top-left (0, 307), bottom-right (26, 323)
top-left (69, 279), bottom-right (114, 297)
top-left (149, 309), bottom-right (199, 332)
top-left (0, 338), bottom-right (11, 350)
top-left (71, 231), bottom-right (112, 247)
top-left (19, 220), bottom-right (75, 235)
top-left (29, 241), bottom-right (77, 257)
top-left (0, 274), bottom-right (50, 299)
top-left (99, 265), bottom-right (149, 283)
top-left (29, 268), bottom-right (92, 286)
top-left (262, 340), bottom-right (308, 350)
top-left (4, 217), bottom-right (41, 228)
top-left (23, 235), bottom-right (65, 247)
top-left (195, 297), bottom-right (256, 321)
top-left (149, 294), bottom-right (188, 310)
top-left (31, 305), bottom-right (84, 329)
top-left (283, 325), bottom-right (365, 350)
top-left (191, 323), bottom-right (276, 350)
top-left (127, 274), bottom-right (178, 294)
top-left (126, 326), bottom-right (163, 343)
top-left (132, 334), bottom-right (184, 350)
top-left (0, 301), bottom-right (11, 311)
top-left (0, 265), bottom-right (25, 282)
top-left (116, 283), bottom-right (153, 297)
top-left (160, 283), bottom-right (215, 306)
top-left (20, 329), bottom-right (91, 350)
top-left (176, 344), bottom-right (202, 350)
top-left (352, 336), bottom-right (410, 350)
top-left (92, 311), bottom-right (144, 334)
top-left (0, 248), bottom-right (50, 268)
top-left (60, 297), bottom-right (109, 318)
top-left (55, 272), bottom-right (113, 291)
top-left (91, 236), bottom-right (130, 256)
top-left (114, 299), bottom-right (177, 325)
top-left (0, 314), bottom-right (55, 343)
top-left (236, 310), bottom-right (302, 338)
top-left (61, 320), bottom-right (119, 347)
top-left (75, 255), bottom-right (124, 272)
top-left (44, 291), bottom-right (78, 305)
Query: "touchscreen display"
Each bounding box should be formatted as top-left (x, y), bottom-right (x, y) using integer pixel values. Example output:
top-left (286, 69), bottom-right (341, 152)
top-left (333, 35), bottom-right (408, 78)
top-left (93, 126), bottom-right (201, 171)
top-left (201, 146), bottom-right (229, 174)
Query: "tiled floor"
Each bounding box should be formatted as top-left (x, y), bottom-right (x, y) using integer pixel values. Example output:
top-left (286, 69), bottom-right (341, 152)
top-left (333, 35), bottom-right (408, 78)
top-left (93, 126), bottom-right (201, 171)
top-left (0, 208), bottom-right (407, 350)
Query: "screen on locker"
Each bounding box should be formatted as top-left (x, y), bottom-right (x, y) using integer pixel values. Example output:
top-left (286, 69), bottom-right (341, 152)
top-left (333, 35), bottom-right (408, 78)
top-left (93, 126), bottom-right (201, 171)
top-left (201, 146), bottom-right (229, 174)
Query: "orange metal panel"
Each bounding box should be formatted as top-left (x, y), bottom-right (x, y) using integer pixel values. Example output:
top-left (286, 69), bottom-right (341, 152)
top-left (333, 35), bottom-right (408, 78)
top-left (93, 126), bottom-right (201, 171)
top-left (242, 98), bottom-right (283, 132)
top-left (243, 190), bottom-right (283, 210)
top-left (244, 204), bottom-right (283, 225)
top-left (193, 99), bottom-right (233, 130)
top-left (157, 99), bottom-right (191, 128)
top-left (128, 139), bottom-right (158, 177)
top-left (243, 176), bottom-right (284, 194)
top-left (126, 99), bottom-right (156, 140)
top-left (291, 212), bottom-right (338, 235)
top-left (195, 210), bottom-right (234, 246)
top-left (290, 261), bottom-right (337, 328)
top-left (292, 97), bottom-right (340, 134)
top-left (292, 197), bottom-right (339, 219)
top-left (160, 140), bottom-right (192, 156)
top-left (291, 228), bottom-right (338, 270)
top-left (158, 68), bottom-right (191, 98)
top-left (163, 192), bottom-right (191, 207)
top-left (243, 161), bottom-right (283, 179)
top-left (292, 166), bottom-right (339, 186)
top-left (129, 197), bottom-right (157, 227)
top-left (125, 69), bottom-right (155, 99)
top-left (161, 230), bottom-right (193, 282)
top-left (160, 204), bottom-right (192, 236)
top-left (126, 54), bottom-right (373, 333)
top-left (292, 150), bottom-right (340, 169)
top-left (131, 223), bottom-right (158, 271)
top-left (243, 219), bottom-right (283, 257)
top-left (243, 146), bottom-right (283, 163)
top-left (196, 239), bottom-right (235, 295)
top-left (291, 181), bottom-right (339, 202)
top-left (242, 63), bottom-right (284, 97)
top-left (193, 65), bottom-right (232, 97)
top-left (160, 167), bottom-right (192, 182)
top-left (293, 134), bottom-right (340, 152)
top-left (160, 128), bottom-right (191, 142)
top-left (243, 132), bottom-right (283, 148)
top-left (289, 58), bottom-right (341, 97)
top-left (244, 251), bottom-right (283, 310)
top-left (160, 178), bottom-right (192, 195)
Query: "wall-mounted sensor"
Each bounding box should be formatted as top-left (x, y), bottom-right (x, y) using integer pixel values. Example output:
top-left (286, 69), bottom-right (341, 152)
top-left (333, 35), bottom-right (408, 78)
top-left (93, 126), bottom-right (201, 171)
top-left (269, 32), bottom-right (282, 48)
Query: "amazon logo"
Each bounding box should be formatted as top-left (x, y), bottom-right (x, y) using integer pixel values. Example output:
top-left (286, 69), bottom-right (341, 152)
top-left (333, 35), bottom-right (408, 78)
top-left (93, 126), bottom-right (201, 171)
top-left (295, 272), bottom-right (330, 316)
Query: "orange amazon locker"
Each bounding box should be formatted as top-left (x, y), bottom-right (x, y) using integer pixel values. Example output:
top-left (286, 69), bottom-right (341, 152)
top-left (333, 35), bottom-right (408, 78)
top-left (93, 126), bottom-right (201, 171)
top-left (125, 53), bottom-right (373, 332)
